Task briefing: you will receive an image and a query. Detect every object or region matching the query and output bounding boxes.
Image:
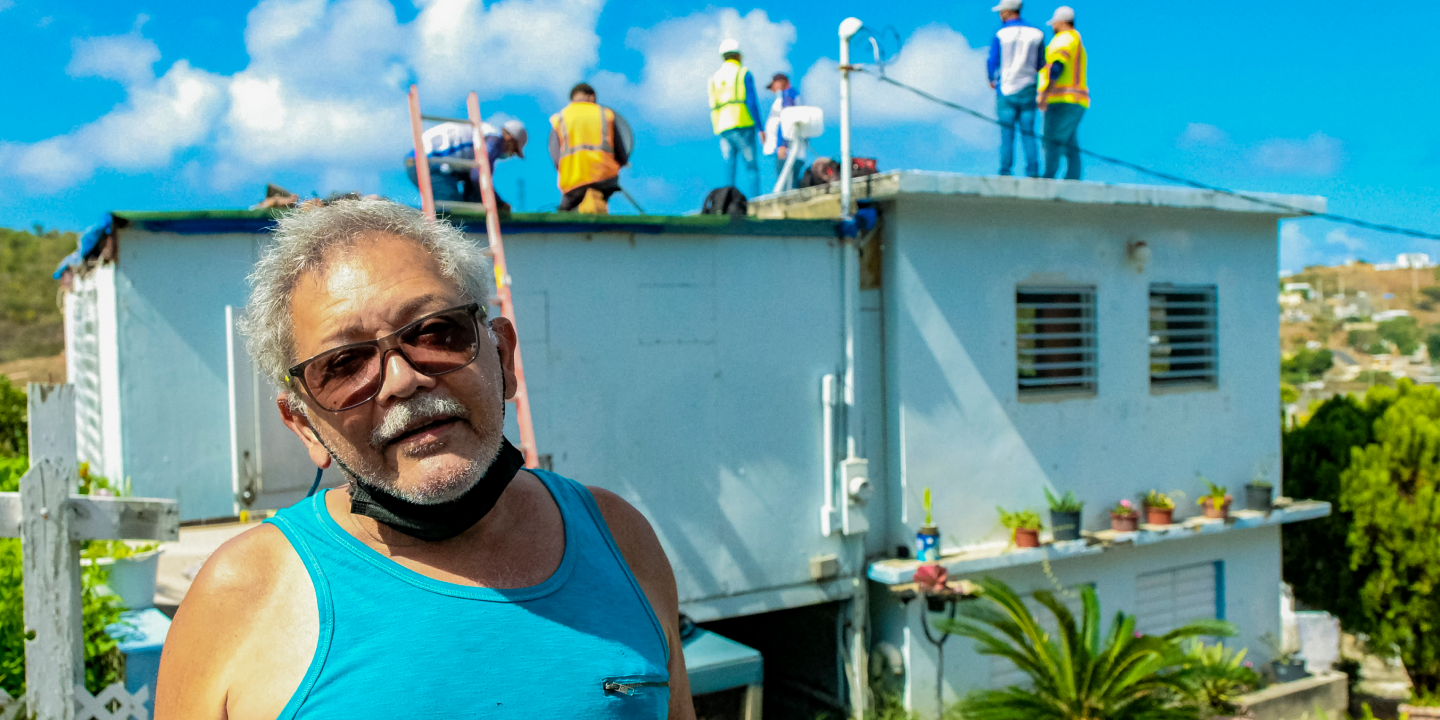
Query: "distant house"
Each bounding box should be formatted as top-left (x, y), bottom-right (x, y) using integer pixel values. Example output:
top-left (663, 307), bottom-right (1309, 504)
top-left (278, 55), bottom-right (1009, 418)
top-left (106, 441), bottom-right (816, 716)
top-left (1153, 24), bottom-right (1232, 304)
top-left (58, 171), bottom-right (1335, 719)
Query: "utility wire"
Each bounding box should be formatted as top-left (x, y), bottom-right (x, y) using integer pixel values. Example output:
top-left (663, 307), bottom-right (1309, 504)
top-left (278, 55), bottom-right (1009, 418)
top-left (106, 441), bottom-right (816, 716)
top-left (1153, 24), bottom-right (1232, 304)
top-left (851, 66), bottom-right (1440, 242)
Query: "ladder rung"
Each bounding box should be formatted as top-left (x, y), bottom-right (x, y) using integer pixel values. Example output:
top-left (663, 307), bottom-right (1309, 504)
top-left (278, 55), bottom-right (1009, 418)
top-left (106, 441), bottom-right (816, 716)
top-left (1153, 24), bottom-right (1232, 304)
top-left (407, 156), bottom-right (482, 170)
top-left (422, 114), bottom-right (473, 124)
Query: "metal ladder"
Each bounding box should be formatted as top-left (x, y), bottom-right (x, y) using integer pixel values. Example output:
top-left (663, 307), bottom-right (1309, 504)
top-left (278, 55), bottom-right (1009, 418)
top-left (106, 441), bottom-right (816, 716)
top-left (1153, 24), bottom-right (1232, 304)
top-left (406, 84), bottom-right (540, 468)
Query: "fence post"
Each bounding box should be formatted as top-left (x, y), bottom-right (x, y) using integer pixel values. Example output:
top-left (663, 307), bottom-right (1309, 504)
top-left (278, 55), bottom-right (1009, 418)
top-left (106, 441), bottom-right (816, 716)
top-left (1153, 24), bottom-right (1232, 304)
top-left (22, 383), bottom-right (82, 720)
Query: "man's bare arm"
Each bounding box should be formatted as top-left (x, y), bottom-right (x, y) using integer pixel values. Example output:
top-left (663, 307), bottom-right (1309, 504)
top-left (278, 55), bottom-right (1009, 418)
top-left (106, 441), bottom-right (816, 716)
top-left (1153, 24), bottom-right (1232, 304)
top-left (589, 486), bottom-right (697, 720)
top-left (154, 525), bottom-right (316, 720)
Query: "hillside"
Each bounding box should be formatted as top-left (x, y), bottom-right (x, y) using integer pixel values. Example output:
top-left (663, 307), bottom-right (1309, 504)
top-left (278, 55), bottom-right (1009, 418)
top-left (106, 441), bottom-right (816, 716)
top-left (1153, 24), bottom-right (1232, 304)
top-left (1283, 262), bottom-right (1440, 344)
top-left (0, 226), bottom-right (75, 363)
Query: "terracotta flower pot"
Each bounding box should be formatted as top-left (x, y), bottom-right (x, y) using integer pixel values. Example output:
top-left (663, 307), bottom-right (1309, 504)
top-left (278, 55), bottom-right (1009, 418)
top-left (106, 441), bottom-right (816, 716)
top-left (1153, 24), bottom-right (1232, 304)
top-left (1200, 495), bottom-right (1232, 520)
top-left (1013, 527), bottom-right (1041, 548)
top-left (1146, 507), bottom-right (1174, 526)
top-left (1110, 512), bottom-right (1139, 532)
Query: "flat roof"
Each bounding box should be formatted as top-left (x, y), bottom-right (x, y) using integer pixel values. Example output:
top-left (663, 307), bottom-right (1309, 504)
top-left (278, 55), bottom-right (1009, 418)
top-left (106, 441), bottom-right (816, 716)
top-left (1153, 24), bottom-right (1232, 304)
top-left (110, 208), bottom-right (838, 238)
top-left (751, 170), bottom-right (1328, 217)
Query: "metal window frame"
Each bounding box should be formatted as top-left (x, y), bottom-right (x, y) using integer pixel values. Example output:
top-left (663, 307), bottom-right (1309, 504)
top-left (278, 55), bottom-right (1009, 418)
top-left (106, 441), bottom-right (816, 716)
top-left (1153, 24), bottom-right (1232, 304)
top-left (1016, 285), bottom-right (1097, 396)
top-left (1149, 283), bottom-right (1218, 388)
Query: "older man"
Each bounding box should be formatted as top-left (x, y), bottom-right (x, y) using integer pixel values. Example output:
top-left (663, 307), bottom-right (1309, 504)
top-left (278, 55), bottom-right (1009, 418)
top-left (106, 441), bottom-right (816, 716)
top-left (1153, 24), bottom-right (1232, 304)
top-left (155, 199), bottom-right (695, 719)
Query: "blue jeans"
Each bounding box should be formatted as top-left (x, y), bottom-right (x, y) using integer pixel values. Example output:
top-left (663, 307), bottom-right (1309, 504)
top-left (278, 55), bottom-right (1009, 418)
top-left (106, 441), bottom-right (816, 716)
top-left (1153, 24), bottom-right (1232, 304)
top-left (774, 151), bottom-right (803, 191)
top-left (997, 90), bottom-right (1039, 177)
top-left (1042, 103), bottom-right (1085, 180)
top-left (719, 126), bottom-right (760, 197)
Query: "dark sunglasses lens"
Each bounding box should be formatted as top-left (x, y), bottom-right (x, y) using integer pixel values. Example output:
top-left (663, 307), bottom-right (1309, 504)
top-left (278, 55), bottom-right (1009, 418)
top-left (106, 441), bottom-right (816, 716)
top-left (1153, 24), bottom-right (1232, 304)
top-left (400, 310), bottom-right (480, 373)
top-left (305, 344), bottom-right (383, 411)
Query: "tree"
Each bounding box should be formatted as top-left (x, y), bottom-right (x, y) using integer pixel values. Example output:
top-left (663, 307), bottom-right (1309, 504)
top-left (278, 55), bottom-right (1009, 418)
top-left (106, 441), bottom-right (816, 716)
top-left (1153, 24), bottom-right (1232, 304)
top-left (1378, 316), bottom-right (1421, 355)
top-left (1281, 348), bottom-right (1333, 384)
top-left (0, 226), bottom-right (74, 363)
top-left (1348, 328), bottom-right (1383, 354)
top-left (939, 578), bottom-right (1234, 720)
top-left (1282, 391), bottom-right (1393, 631)
top-left (1340, 381), bottom-right (1440, 694)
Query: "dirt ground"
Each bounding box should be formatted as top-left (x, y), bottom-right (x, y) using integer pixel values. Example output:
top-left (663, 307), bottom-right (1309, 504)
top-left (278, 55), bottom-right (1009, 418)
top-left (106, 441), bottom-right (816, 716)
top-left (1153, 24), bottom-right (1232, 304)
top-left (0, 353), bottom-right (65, 385)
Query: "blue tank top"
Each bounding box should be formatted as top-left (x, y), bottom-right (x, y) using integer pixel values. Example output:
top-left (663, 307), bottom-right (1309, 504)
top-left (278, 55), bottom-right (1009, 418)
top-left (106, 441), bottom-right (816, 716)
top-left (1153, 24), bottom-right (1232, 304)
top-left (264, 470), bottom-right (670, 718)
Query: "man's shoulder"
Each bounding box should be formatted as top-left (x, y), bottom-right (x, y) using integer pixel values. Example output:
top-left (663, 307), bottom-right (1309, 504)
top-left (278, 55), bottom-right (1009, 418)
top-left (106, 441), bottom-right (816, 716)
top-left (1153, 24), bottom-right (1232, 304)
top-left (183, 522), bottom-right (307, 613)
top-left (584, 486), bottom-right (666, 568)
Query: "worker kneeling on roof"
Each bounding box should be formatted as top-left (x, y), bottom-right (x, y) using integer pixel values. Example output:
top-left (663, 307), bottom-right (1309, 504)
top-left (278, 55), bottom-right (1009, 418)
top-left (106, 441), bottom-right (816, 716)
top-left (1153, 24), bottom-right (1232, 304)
top-left (406, 118), bottom-right (527, 211)
top-left (549, 83), bottom-right (632, 214)
top-left (155, 198), bottom-right (695, 719)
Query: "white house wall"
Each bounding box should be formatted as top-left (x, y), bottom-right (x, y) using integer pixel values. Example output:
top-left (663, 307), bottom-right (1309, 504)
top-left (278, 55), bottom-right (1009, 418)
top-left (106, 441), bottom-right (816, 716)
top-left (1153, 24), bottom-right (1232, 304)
top-left (114, 229), bottom-right (255, 518)
top-left (882, 195), bottom-right (1282, 550)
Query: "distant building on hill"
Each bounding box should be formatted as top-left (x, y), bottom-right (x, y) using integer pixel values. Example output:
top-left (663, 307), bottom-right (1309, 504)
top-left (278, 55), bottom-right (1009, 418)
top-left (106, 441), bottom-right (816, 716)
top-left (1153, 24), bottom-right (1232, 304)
top-left (1375, 253), bottom-right (1433, 271)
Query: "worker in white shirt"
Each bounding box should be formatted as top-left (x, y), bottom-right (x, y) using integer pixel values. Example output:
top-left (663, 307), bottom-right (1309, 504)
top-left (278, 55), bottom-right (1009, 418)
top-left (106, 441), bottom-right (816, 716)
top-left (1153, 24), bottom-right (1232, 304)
top-left (762, 73), bottom-right (804, 191)
top-left (406, 119), bottom-right (528, 210)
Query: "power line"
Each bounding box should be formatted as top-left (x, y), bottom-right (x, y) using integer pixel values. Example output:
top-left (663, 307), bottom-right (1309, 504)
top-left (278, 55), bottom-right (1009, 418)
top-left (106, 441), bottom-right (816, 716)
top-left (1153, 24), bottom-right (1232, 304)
top-left (851, 66), bottom-right (1440, 242)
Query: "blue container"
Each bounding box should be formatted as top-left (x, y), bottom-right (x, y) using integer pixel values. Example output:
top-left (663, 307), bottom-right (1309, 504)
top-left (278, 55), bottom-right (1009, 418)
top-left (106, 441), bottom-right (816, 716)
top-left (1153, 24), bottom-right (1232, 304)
top-left (106, 608), bottom-right (171, 713)
top-left (915, 525), bottom-right (940, 562)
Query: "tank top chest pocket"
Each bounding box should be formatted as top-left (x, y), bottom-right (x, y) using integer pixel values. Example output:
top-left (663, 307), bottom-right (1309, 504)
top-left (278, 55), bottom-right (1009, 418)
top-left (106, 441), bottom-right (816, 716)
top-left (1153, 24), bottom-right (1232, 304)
top-left (600, 674), bottom-right (669, 718)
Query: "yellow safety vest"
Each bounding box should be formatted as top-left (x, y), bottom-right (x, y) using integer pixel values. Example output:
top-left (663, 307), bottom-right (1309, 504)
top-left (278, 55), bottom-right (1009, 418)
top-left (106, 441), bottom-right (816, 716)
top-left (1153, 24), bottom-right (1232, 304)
top-left (548, 102), bottom-right (621, 193)
top-left (1038, 29), bottom-right (1089, 108)
top-left (708, 59), bottom-right (755, 135)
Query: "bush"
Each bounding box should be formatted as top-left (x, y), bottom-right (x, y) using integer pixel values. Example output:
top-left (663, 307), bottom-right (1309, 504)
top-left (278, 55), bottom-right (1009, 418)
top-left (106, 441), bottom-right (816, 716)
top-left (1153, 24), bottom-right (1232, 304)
top-left (1281, 391), bottom-right (1392, 632)
top-left (0, 377), bottom-right (24, 459)
top-left (1181, 640), bottom-right (1261, 716)
top-left (1378, 316), bottom-right (1421, 355)
top-left (939, 577), bottom-right (1234, 720)
top-left (1281, 348), bottom-right (1334, 384)
top-left (1347, 329), bottom-right (1381, 353)
top-left (1340, 381), bottom-right (1440, 694)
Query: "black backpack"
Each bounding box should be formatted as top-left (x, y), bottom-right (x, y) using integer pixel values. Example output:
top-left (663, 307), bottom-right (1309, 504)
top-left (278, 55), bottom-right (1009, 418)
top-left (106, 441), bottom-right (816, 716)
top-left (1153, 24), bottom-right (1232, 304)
top-left (701, 186), bottom-right (748, 216)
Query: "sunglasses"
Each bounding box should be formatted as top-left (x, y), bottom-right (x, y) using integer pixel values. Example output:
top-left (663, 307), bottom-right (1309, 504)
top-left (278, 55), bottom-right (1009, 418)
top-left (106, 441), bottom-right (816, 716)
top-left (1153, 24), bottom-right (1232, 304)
top-left (287, 303), bottom-right (485, 412)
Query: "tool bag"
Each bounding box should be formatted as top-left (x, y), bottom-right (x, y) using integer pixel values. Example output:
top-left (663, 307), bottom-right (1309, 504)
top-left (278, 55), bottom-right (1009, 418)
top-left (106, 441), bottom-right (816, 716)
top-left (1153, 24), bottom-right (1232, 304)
top-left (701, 186), bottom-right (748, 216)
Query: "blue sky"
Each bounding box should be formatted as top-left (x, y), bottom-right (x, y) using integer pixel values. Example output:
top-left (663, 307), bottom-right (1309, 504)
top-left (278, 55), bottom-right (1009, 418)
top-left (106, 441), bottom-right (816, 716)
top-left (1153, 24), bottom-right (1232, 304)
top-left (1, 0), bottom-right (1436, 273)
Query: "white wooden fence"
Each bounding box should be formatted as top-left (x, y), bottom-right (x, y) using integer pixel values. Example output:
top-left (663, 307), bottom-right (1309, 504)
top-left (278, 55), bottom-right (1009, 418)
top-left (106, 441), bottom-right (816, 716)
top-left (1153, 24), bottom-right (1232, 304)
top-left (0, 384), bottom-right (179, 720)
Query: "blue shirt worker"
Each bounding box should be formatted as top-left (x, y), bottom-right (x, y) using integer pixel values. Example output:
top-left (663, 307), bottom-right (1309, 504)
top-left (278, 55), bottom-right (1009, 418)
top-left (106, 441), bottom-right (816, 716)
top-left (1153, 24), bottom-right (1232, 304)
top-left (708, 39), bottom-right (765, 198)
top-left (987, 0), bottom-right (1045, 177)
top-left (762, 73), bottom-right (804, 191)
top-left (406, 119), bottom-right (528, 211)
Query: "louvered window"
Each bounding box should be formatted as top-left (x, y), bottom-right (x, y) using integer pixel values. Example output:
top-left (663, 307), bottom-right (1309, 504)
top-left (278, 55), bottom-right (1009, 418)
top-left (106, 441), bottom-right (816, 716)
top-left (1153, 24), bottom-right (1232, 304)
top-left (1016, 286), bottom-right (1097, 395)
top-left (1150, 285), bottom-right (1218, 387)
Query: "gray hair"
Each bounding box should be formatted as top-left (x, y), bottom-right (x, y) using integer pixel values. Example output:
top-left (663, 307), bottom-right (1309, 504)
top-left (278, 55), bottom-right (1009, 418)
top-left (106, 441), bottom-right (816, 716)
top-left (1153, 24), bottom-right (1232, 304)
top-left (240, 198), bottom-right (492, 392)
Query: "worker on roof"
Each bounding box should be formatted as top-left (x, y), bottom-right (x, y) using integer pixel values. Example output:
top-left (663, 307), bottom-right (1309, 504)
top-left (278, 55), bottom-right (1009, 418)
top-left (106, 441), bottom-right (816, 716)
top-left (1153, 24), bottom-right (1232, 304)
top-left (708, 39), bottom-right (764, 198)
top-left (987, 0), bottom-right (1045, 178)
top-left (1037, 5), bottom-right (1089, 180)
top-left (548, 83), bottom-right (632, 214)
top-left (762, 73), bottom-right (804, 191)
top-left (406, 119), bottom-right (528, 211)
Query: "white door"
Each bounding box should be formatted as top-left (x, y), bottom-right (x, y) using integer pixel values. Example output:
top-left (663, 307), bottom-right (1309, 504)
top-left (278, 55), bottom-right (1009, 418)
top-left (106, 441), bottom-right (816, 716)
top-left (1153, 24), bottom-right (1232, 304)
top-left (1135, 562), bottom-right (1220, 636)
top-left (226, 306), bottom-right (338, 512)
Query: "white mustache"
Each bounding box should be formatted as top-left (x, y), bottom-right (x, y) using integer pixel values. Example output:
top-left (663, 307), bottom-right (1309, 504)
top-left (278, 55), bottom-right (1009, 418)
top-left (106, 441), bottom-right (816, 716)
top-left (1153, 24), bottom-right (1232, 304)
top-left (370, 394), bottom-right (470, 448)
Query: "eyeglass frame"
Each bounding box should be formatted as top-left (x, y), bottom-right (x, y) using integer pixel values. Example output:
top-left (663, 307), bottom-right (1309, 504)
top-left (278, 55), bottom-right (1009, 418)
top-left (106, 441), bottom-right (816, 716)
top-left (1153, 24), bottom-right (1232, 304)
top-left (285, 302), bottom-right (487, 412)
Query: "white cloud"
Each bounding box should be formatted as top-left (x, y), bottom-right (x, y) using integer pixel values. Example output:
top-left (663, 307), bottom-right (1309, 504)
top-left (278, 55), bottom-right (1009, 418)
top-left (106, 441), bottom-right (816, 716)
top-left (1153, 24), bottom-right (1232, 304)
top-left (1325, 228), bottom-right (1367, 252)
top-left (67, 19), bottom-right (161, 86)
top-left (1279, 223), bottom-right (1312, 271)
top-left (599, 8), bottom-right (794, 137)
top-left (1252, 132), bottom-right (1344, 176)
top-left (1176, 122), bottom-right (1230, 149)
top-left (800, 24), bottom-right (993, 147)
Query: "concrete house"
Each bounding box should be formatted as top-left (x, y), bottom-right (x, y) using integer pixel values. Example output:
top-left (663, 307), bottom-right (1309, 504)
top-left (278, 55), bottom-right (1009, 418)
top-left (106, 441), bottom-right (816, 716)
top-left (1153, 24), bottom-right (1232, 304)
top-left (59, 171), bottom-right (1331, 718)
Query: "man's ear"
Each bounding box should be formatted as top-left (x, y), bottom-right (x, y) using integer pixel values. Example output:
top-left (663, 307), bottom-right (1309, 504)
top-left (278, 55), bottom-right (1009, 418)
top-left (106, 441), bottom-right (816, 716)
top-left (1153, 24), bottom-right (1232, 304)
top-left (489, 317), bottom-right (520, 401)
top-left (277, 392), bottom-right (333, 469)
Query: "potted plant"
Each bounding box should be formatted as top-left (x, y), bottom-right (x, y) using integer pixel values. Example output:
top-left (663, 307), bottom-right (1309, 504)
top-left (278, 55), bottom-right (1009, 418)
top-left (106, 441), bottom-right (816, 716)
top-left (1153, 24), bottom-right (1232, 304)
top-left (1197, 475), bottom-right (1232, 520)
top-left (1260, 631), bottom-right (1309, 683)
top-left (77, 464), bottom-right (162, 610)
top-left (1044, 488), bottom-right (1084, 542)
top-left (915, 487), bottom-right (940, 562)
top-left (999, 507), bottom-right (1043, 548)
top-left (1144, 490), bottom-right (1175, 526)
top-left (1110, 499), bottom-right (1139, 532)
top-left (1246, 476), bottom-right (1273, 513)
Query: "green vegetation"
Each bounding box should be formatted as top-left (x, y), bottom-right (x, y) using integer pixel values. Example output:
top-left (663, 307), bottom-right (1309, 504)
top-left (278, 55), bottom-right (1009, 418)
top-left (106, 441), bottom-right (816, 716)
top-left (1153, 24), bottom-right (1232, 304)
top-left (938, 577), bottom-right (1235, 720)
top-left (998, 507), bottom-right (1042, 532)
top-left (1338, 382), bottom-right (1440, 693)
top-left (1181, 640), bottom-right (1260, 716)
top-left (1281, 348), bottom-right (1333, 384)
top-left (1378, 316), bottom-right (1421, 355)
top-left (0, 226), bottom-right (75, 363)
top-left (1346, 328), bottom-right (1385, 355)
top-left (1197, 477), bottom-right (1227, 507)
top-left (1145, 490), bottom-right (1175, 510)
top-left (1043, 487), bottom-right (1084, 513)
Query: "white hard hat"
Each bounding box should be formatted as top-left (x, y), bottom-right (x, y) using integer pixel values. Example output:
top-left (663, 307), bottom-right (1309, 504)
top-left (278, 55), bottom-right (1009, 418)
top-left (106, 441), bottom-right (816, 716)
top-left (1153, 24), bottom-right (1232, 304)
top-left (1047, 5), bottom-right (1075, 25)
top-left (718, 38), bottom-right (741, 56)
top-left (991, 0), bottom-right (1022, 11)
top-left (502, 119), bottom-right (527, 159)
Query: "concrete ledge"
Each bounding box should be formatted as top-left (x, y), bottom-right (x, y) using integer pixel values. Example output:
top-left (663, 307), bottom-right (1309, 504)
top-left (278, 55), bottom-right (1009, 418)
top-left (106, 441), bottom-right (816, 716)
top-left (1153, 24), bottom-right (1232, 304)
top-left (1237, 671), bottom-right (1348, 720)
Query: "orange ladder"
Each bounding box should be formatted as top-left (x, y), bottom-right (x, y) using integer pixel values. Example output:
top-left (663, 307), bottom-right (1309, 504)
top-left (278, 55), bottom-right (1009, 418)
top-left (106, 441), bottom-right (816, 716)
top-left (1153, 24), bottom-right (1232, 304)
top-left (406, 84), bottom-right (540, 468)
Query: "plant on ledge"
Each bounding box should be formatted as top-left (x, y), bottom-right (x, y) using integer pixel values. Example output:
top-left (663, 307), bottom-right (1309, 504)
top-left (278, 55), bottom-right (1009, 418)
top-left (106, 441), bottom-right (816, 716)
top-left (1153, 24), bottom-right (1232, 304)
top-left (1044, 488), bottom-right (1084, 542)
top-left (1110, 498), bottom-right (1140, 532)
top-left (1197, 476), bottom-right (1231, 520)
top-left (939, 577), bottom-right (1235, 720)
top-left (998, 507), bottom-right (1043, 548)
top-left (1145, 490), bottom-right (1177, 526)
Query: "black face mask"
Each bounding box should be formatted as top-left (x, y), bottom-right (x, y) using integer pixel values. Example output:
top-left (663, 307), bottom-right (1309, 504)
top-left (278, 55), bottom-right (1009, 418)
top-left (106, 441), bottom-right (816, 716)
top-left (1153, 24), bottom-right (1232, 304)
top-left (347, 436), bottom-right (525, 542)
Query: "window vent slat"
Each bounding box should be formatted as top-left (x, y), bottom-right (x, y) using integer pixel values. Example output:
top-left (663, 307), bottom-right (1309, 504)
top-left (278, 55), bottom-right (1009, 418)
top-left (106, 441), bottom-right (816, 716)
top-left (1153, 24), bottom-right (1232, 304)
top-left (1149, 284), bottom-right (1217, 387)
top-left (1016, 286), bottom-right (1096, 396)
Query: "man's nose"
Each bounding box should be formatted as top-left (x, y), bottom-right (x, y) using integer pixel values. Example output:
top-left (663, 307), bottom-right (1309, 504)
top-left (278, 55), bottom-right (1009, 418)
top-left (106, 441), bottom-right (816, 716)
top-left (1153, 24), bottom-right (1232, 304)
top-left (376, 349), bottom-right (437, 403)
